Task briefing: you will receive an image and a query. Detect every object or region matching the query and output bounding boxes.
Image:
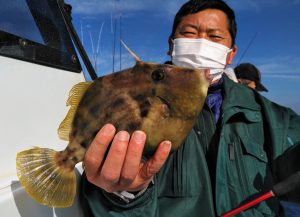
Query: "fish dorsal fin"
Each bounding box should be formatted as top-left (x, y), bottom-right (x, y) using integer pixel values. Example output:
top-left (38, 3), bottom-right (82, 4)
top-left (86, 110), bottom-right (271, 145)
top-left (58, 81), bottom-right (92, 141)
top-left (121, 40), bottom-right (141, 62)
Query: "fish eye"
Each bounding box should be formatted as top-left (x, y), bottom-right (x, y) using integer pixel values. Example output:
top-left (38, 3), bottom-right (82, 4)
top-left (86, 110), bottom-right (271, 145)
top-left (151, 69), bottom-right (165, 81)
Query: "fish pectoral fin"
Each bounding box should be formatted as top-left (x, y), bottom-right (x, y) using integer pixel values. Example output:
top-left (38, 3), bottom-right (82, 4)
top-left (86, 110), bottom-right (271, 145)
top-left (154, 97), bottom-right (170, 119)
top-left (58, 81), bottom-right (92, 141)
top-left (160, 104), bottom-right (170, 119)
top-left (16, 148), bottom-right (76, 208)
top-left (146, 98), bottom-right (170, 122)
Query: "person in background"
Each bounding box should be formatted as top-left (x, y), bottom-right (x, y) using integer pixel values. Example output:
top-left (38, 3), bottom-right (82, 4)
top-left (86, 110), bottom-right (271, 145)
top-left (80, 1), bottom-right (300, 216)
top-left (234, 62), bottom-right (268, 92)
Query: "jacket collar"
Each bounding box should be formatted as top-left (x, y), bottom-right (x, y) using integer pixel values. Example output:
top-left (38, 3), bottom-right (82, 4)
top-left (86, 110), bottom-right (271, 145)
top-left (221, 75), bottom-right (262, 124)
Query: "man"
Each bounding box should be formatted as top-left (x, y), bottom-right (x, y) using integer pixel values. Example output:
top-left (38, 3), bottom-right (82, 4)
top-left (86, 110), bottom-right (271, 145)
top-left (234, 63), bottom-right (268, 92)
top-left (80, 1), bottom-right (300, 216)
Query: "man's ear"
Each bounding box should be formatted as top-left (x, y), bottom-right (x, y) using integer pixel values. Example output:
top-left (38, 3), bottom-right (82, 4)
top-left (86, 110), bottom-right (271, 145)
top-left (227, 45), bottom-right (237, 65)
top-left (167, 37), bottom-right (174, 56)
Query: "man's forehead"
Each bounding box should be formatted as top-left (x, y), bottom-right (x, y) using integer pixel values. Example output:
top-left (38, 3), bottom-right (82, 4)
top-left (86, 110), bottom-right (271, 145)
top-left (178, 9), bottom-right (229, 28)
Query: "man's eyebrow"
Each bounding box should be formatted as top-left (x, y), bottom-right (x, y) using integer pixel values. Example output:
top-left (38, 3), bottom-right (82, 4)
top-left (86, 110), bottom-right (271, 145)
top-left (180, 23), bottom-right (199, 31)
top-left (207, 27), bottom-right (226, 33)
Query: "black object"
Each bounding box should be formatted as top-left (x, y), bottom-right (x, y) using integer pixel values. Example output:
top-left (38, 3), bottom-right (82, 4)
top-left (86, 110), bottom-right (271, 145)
top-left (234, 63), bottom-right (268, 92)
top-left (57, 0), bottom-right (98, 80)
top-left (221, 171), bottom-right (300, 217)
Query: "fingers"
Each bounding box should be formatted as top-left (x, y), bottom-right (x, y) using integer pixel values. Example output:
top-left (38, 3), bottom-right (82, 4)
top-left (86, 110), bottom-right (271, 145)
top-left (139, 141), bottom-right (172, 181)
top-left (84, 124), bottom-right (116, 180)
top-left (84, 125), bottom-right (171, 193)
top-left (119, 131), bottom-right (146, 186)
top-left (100, 131), bottom-right (130, 186)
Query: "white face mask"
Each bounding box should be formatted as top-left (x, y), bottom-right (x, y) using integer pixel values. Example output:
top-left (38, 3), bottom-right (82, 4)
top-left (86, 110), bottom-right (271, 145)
top-left (171, 38), bottom-right (232, 82)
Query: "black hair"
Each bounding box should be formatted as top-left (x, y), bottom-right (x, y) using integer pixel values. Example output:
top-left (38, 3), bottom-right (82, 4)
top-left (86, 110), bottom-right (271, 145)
top-left (170, 0), bottom-right (237, 47)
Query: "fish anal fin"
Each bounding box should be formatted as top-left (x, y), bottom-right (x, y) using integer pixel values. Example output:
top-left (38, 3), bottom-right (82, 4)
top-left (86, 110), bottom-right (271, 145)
top-left (58, 81), bottom-right (92, 141)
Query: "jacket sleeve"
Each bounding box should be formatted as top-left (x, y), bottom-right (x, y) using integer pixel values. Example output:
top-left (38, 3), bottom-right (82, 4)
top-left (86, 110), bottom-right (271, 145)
top-left (286, 108), bottom-right (300, 146)
top-left (78, 129), bottom-right (216, 217)
top-left (272, 108), bottom-right (300, 203)
top-left (79, 172), bottom-right (158, 217)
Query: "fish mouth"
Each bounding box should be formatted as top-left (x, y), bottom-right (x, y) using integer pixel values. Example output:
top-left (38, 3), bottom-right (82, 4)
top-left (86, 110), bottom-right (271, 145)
top-left (156, 96), bottom-right (171, 111)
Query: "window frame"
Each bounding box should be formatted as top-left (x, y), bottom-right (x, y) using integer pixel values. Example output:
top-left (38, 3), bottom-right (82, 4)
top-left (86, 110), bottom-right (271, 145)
top-left (0, 0), bottom-right (82, 73)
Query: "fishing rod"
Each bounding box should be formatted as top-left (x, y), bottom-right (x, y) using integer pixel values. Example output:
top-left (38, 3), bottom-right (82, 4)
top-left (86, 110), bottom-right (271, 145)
top-left (57, 0), bottom-right (98, 80)
top-left (119, 13), bottom-right (122, 71)
top-left (236, 31), bottom-right (258, 65)
top-left (221, 171), bottom-right (300, 216)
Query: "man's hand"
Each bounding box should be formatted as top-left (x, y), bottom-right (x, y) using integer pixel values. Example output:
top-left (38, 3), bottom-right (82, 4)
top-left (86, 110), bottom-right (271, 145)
top-left (84, 123), bottom-right (172, 193)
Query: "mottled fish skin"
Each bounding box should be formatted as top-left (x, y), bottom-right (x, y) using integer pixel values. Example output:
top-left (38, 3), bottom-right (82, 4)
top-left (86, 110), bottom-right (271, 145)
top-left (64, 61), bottom-right (209, 164)
top-left (16, 60), bottom-right (209, 208)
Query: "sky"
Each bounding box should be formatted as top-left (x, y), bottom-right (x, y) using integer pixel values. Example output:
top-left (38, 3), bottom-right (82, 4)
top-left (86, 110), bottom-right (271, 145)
top-left (65, 0), bottom-right (300, 114)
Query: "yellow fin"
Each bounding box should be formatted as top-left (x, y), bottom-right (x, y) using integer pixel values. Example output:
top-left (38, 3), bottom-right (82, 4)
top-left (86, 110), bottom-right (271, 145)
top-left (58, 81), bottom-right (92, 141)
top-left (16, 148), bottom-right (76, 208)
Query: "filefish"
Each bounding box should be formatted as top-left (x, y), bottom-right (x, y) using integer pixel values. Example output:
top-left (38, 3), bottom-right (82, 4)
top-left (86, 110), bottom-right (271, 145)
top-left (16, 43), bottom-right (209, 208)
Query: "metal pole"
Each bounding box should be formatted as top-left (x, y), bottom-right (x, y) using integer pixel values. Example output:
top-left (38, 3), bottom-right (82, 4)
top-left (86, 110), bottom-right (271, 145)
top-left (57, 0), bottom-right (98, 80)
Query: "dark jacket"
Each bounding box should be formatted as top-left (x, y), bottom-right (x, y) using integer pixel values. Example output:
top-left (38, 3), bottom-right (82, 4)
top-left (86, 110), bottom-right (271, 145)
top-left (80, 75), bottom-right (300, 217)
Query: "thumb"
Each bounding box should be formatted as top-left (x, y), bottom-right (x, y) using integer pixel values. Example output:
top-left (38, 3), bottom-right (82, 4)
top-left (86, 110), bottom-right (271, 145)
top-left (139, 141), bottom-right (172, 181)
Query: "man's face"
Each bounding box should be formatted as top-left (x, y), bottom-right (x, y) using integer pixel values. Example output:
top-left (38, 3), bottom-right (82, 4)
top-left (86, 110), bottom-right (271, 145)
top-left (168, 9), bottom-right (237, 65)
top-left (237, 79), bottom-right (256, 90)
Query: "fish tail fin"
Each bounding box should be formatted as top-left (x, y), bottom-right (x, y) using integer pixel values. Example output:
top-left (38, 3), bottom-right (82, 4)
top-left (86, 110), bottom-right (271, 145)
top-left (16, 147), bottom-right (76, 208)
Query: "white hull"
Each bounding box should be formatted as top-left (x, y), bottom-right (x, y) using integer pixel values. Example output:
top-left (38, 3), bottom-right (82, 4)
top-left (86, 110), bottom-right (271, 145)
top-left (0, 56), bottom-right (85, 216)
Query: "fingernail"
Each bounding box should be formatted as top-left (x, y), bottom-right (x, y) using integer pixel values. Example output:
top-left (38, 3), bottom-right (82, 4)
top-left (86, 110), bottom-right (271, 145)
top-left (162, 141), bottom-right (171, 150)
top-left (100, 123), bottom-right (115, 135)
top-left (133, 131), bottom-right (146, 143)
top-left (116, 131), bottom-right (130, 141)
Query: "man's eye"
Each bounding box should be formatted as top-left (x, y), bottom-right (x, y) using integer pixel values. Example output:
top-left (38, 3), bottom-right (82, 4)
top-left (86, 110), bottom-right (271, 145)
top-left (183, 31), bottom-right (196, 36)
top-left (209, 35), bottom-right (223, 40)
top-left (210, 35), bottom-right (222, 38)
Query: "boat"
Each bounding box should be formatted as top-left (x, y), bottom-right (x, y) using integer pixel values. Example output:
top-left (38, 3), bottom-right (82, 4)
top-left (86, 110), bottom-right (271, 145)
top-left (0, 0), bottom-right (93, 216)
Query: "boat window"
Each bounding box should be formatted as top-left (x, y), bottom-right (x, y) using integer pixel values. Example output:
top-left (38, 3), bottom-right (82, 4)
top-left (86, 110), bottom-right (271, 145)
top-left (0, 0), bottom-right (81, 72)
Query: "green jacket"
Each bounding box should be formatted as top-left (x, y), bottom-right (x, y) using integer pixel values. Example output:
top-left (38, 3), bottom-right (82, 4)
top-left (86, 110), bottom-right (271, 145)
top-left (80, 76), bottom-right (300, 217)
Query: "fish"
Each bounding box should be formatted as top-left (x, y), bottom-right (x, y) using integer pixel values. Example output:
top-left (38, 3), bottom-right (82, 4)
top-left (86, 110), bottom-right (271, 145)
top-left (16, 42), bottom-right (209, 208)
